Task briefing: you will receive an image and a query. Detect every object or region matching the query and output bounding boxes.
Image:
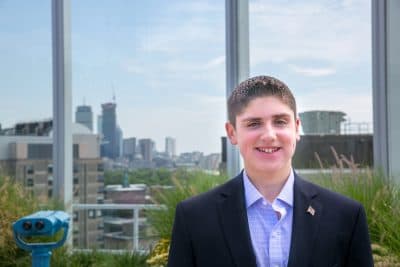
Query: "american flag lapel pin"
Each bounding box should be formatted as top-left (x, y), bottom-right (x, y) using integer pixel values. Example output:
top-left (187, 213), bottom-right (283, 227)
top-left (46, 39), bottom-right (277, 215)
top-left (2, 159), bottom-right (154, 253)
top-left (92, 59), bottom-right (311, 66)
top-left (307, 205), bottom-right (315, 216)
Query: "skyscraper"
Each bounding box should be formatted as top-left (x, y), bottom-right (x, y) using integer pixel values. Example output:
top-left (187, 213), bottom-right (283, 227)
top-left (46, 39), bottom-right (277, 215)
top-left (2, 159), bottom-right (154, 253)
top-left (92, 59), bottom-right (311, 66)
top-left (123, 137), bottom-right (136, 161)
top-left (97, 115), bottom-right (103, 136)
top-left (101, 102), bottom-right (118, 159)
top-left (75, 105), bottom-right (93, 132)
top-left (165, 136), bottom-right (176, 158)
top-left (116, 125), bottom-right (123, 158)
top-left (139, 138), bottom-right (154, 162)
top-left (299, 110), bottom-right (346, 135)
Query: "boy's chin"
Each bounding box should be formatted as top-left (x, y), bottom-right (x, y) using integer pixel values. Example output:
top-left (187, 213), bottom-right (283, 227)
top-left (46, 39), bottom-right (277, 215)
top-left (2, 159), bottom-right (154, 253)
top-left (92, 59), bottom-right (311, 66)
top-left (248, 163), bottom-right (291, 176)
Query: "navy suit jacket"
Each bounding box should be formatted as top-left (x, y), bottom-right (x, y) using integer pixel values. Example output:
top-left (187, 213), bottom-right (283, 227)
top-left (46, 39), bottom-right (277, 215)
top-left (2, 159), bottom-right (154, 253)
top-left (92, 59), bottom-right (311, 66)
top-left (167, 172), bottom-right (374, 267)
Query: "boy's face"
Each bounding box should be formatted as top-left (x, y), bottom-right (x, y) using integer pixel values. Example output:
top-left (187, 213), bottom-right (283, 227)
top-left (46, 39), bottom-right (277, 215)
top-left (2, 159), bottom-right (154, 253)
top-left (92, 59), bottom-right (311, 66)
top-left (225, 96), bottom-right (300, 178)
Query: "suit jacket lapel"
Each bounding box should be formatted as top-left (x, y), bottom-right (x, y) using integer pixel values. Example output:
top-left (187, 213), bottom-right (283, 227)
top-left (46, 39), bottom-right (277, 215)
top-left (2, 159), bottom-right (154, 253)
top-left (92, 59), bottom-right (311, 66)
top-left (288, 174), bottom-right (322, 267)
top-left (217, 174), bottom-right (257, 267)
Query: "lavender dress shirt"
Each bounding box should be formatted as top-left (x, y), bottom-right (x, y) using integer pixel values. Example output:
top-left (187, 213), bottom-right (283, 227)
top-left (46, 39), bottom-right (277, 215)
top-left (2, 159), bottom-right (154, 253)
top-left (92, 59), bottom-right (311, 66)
top-left (243, 169), bottom-right (294, 267)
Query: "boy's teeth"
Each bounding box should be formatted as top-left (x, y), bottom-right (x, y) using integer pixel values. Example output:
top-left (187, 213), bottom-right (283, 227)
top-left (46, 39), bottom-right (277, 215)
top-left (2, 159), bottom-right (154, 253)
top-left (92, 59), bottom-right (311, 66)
top-left (258, 147), bottom-right (278, 153)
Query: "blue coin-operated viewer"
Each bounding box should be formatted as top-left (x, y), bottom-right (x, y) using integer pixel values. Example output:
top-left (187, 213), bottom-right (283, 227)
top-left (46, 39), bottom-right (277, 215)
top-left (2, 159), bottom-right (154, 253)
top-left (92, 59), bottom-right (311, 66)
top-left (13, 210), bottom-right (70, 267)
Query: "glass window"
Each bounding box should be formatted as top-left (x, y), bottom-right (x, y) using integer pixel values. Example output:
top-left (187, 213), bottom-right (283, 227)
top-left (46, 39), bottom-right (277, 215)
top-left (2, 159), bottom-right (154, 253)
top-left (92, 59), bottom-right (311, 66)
top-left (88, 209), bottom-right (95, 219)
top-left (48, 164), bottom-right (53, 174)
top-left (0, 2), bottom-right (53, 198)
top-left (73, 163), bottom-right (80, 174)
top-left (70, 0), bottom-right (225, 250)
top-left (26, 165), bottom-right (34, 175)
top-left (71, 0), bottom-right (225, 167)
top-left (249, 0), bottom-right (372, 169)
top-left (26, 178), bottom-right (34, 187)
top-left (73, 211), bottom-right (79, 222)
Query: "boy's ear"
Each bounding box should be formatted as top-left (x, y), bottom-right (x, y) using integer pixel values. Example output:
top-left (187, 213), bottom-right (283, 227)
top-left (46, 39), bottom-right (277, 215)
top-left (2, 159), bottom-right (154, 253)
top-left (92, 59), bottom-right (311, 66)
top-left (225, 122), bottom-right (238, 145)
top-left (295, 118), bottom-right (301, 141)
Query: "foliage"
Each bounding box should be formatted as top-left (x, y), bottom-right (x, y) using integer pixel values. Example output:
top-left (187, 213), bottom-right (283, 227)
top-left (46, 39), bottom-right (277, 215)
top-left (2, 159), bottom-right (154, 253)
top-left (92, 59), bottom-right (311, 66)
top-left (0, 175), bottom-right (65, 266)
top-left (148, 170), bottom-right (227, 239)
top-left (146, 170), bottom-right (227, 266)
top-left (146, 238), bottom-right (170, 267)
top-left (0, 175), bottom-right (40, 266)
top-left (52, 248), bottom-right (149, 267)
top-left (105, 168), bottom-right (173, 186)
top-left (309, 148), bottom-right (400, 263)
top-left (373, 244), bottom-right (400, 267)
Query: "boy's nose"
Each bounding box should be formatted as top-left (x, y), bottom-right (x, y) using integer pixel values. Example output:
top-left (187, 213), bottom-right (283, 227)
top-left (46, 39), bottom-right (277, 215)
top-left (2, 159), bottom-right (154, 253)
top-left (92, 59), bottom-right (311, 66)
top-left (260, 124), bottom-right (276, 141)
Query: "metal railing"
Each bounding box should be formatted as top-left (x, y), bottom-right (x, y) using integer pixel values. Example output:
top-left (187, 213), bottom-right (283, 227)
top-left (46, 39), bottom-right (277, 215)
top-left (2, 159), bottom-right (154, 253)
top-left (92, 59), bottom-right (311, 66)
top-left (72, 203), bottom-right (165, 253)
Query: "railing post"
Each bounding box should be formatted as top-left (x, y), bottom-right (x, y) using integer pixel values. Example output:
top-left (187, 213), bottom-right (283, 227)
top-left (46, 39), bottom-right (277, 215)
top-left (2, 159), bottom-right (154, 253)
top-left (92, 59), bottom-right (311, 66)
top-left (133, 208), bottom-right (139, 251)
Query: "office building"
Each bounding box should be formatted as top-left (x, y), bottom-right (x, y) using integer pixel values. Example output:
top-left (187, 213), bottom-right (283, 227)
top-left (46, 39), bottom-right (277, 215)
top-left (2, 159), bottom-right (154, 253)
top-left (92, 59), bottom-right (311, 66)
top-left (165, 137), bottom-right (176, 158)
top-left (75, 105), bottom-right (93, 132)
top-left (123, 137), bottom-right (136, 161)
top-left (103, 183), bottom-right (150, 250)
top-left (293, 134), bottom-right (373, 168)
top-left (138, 138), bottom-right (155, 162)
top-left (0, 121), bottom-right (104, 249)
top-left (116, 126), bottom-right (123, 158)
top-left (299, 110), bottom-right (346, 135)
top-left (101, 102), bottom-right (118, 159)
top-left (97, 115), bottom-right (102, 136)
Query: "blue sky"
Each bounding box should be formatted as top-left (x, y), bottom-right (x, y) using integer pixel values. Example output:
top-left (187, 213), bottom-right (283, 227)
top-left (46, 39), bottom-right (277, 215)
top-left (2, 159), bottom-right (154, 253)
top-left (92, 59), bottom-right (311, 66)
top-left (0, 0), bottom-right (372, 154)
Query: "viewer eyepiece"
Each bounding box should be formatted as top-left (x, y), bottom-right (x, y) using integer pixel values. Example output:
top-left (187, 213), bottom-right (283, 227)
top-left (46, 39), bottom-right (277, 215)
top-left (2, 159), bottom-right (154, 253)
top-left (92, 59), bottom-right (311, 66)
top-left (22, 221), bottom-right (32, 231)
top-left (35, 220), bottom-right (45, 230)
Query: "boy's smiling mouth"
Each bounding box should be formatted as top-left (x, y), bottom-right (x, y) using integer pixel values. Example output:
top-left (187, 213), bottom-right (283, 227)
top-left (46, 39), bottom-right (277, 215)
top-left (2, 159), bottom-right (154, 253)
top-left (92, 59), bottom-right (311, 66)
top-left (256, 147), bottom-right (281, 153)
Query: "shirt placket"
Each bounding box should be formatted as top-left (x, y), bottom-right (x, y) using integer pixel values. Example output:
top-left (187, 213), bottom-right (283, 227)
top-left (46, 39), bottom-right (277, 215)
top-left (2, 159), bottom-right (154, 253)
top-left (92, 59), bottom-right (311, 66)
top-left (269, 204), bottom-right (286, 267)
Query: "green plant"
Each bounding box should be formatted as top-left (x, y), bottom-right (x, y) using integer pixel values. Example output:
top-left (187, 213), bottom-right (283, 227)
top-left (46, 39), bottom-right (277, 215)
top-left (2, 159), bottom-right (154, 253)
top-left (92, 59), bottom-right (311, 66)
top-left (146, 238), bottom-right (169, 267)
top-left (0, 174), bottom-right (66, 266)
top-left (0, 175), bottom-right (40, 266)
top-left (51, 249), bottom-right (149, 267)
top-left (310, 147), bottom-right (400, 263)
top-left (146, 170), bottom-right (227, 266)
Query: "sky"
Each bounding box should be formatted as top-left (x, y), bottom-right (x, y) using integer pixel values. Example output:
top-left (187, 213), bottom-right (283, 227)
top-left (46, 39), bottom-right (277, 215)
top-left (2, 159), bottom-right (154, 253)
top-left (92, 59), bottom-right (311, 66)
top-left (0, 0), bottom-right (372, 155)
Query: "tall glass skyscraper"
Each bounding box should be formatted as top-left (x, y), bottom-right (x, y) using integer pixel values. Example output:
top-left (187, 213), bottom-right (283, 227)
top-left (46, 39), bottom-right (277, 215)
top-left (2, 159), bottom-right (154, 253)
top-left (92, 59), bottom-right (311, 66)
top-left (75, 105), bottom-right (93, 132)
top-left (101, 102), bottom-right (118, 159)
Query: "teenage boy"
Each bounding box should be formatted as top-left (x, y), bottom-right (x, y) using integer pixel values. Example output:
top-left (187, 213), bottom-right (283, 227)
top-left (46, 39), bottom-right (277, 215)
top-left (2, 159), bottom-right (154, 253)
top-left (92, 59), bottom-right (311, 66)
top-left (167, 76), bottom-right (373, 267)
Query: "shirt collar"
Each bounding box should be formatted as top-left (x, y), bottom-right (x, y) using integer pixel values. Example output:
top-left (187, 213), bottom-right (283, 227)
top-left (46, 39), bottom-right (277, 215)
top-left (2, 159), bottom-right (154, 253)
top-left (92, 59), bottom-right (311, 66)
top-left (243, 168), bottom-right (294, 209)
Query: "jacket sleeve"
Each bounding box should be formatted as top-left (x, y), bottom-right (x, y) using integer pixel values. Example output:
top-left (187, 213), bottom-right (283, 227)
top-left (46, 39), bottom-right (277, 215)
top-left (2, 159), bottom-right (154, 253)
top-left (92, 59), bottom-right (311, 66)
top-left (167, 202), bottom-right (195, 267)
top-left (346, 205), bottom-right (374, 267)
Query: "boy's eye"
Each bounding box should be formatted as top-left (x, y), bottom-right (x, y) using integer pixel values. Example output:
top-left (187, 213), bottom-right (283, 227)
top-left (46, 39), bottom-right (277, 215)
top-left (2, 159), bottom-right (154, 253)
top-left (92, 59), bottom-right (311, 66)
top-left (247, 121), bottom-right (261, 128)
top-left (274, 119), bottom-right (288, 126)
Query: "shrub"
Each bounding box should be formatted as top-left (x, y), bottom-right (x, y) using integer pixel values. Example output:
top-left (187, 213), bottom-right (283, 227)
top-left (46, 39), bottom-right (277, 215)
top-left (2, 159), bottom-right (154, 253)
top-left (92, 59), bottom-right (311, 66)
top-left (310, 148), bottom-right (400, 263)
top-left (146, 170), bottom-right (227, 267)
top-left (0, 176), bottom-right (41, 266)
top-left (51, 248), bottom-right (148, 267)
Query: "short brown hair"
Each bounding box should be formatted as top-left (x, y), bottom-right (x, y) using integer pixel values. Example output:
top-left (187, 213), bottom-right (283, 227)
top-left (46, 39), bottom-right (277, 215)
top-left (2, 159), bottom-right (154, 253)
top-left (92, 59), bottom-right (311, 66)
top-left (227, 75), bottom-right (297, 126)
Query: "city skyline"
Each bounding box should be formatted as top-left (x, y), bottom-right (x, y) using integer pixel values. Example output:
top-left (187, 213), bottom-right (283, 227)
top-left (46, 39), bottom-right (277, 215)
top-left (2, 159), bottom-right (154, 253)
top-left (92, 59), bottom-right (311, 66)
top-left (0, 0), bottom-right (372, 154)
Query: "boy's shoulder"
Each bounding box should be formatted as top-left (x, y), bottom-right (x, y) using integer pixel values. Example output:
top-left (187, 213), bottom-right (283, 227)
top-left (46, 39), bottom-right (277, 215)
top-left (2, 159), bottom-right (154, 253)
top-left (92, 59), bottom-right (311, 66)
top-left (176, 172), bottom-right (364, 214)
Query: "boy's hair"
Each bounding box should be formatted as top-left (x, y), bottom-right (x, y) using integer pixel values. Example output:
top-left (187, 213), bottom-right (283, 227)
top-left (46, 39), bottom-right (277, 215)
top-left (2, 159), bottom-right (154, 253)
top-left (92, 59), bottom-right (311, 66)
top-left (227, 75), bottom-right (297, 126)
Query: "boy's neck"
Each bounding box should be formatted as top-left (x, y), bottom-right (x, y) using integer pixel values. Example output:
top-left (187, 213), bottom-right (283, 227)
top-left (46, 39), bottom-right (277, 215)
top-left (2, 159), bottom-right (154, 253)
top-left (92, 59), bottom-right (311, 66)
top-left (245, 167), bottom-right (291, 203)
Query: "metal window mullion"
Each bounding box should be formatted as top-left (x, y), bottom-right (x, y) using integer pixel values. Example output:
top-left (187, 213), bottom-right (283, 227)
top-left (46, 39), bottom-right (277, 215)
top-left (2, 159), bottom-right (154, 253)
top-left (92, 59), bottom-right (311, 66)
top-left (372, 0), bottom-right (389, 176)
top-left (225, 0), bottom-right (249, 178)
top-left (52, 0), bottom-right (73, 244)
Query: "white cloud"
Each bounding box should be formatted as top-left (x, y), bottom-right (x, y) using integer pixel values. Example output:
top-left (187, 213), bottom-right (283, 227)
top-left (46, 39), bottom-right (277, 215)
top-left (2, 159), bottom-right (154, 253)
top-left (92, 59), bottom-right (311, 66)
top-left (204, 56), bottom-right (225, 69)
top-left (289, 64), bottom-right (336, 76)
top-left (249, 0), bottom-right (371, 67)
top-left (120, 94), bottom-right (226, 154)
top-left (297, 88), bottom-right (373, 123)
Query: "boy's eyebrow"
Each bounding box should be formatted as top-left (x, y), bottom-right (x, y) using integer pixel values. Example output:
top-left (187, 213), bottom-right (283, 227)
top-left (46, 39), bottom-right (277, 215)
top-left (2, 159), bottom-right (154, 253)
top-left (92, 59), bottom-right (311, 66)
top-left (240, 113), bottom-right (292, 122)
top-left (239, 117), bottom-right (262, 124)
top-left (273, 113), bottom-right (292, 118)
